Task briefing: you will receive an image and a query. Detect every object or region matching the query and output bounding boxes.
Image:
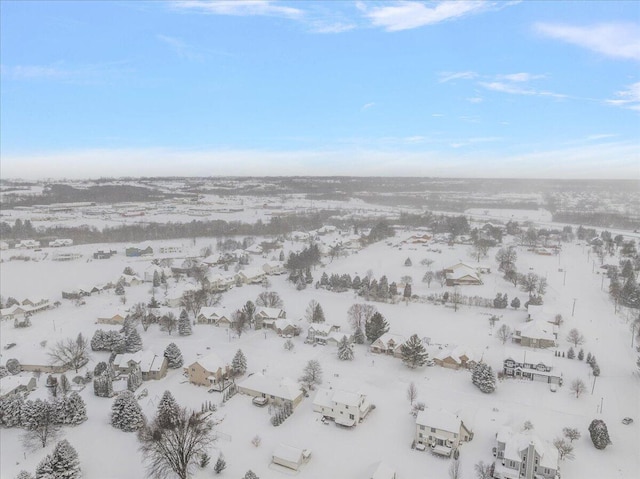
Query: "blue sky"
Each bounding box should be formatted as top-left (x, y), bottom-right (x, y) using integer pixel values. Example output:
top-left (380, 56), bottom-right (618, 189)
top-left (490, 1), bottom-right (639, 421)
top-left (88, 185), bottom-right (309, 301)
top-left (1, 0), bottom-right (639, 179)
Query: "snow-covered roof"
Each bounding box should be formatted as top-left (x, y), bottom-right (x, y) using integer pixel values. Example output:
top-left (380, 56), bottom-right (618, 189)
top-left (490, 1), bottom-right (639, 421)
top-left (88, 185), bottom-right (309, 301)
top-left (517, 320), bottom-right (556, 341)
top-left (370, 462), bottom-right (396, 479)
top-left (198, 307), bottom-right (228, 319)
top-left (113, 350), bottom-right (164, 373)
top-left (375, 333), bottom-right (406, 347)
top-left (308, 323), bottom-right (335, 335)
top-left (0, 376), bottom-right (35, 396)
top-left (273, 443), bottom-right (304, 464)
top-left (497, 426), bottom-right (558, 470)
top-left (447, 265), bottom-right (480, 281)
top-left (274, 319), bottom-right (294, 331)
top-left (313, 387), bottom-right (364, 408)
top-left (193, 353), bottom-right (227, 374)
top-left (416, 408), bottom-right (462, 434)
top-left (257, 307), bottom-right (285, 319)
top-left (238, 373), bottom-right (302, 401)
top-left (436, 346), bottom-right (477, 363)
top-left (504, 348), bottom-right (554, 367)
top-left (239, 267), bottom-right (265, 279)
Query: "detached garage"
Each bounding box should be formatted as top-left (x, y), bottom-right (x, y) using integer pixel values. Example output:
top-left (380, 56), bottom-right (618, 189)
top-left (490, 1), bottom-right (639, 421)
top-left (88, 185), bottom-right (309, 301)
top-left (272, 444), bottom-right (311, 471)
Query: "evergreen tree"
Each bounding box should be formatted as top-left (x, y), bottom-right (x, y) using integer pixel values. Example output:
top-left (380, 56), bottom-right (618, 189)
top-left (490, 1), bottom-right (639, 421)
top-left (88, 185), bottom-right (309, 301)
top-left (56, 374), bottom-right (71, 397)
top-left (244, 471), bottom-right (259, 479)
top-left (231, 349), bottom-right (248, 376)
top-left (178, 310), bottom-right (193, 336)
top-left (588, 419), bottom-right (612, 449)
top-left (586, 352), bottom-right (593, 364)
top-left (15, 471), bottom-right (33, 479)
top-left (592, 362), bottom-right (601, 377)
top-left (125, 328), bottom-right (143, 353)
top-left (353, 325), bottom-right (365, 345)
top-left (620, 276), bottom-right (640, 308)
top-left (44, 440), bottom-right (81, 479)
top-left (63, 392), bottom-right (87, 425)
top-left (337, 336), bottom-right (354, 361)
top-left (471, 363), bottom-right (497, 393)
top-left (0, 393), bottom-right (24, 427)
top-left (510, 297), bottom-right (521, 309)
top-left (127, 363), bottom-right (143, 392)
top-left (400, 334), bottom-right (429, 368)
top-left (389, 282), bottom-right (398, 296)
top-left (320, 272), bottom-right (329, 286)
top-left (378, 275), bottom-right (390, 299)
top-left (94, 361), bottom-right (108, 377)
top-left (279, 250), bottom-right (285, 262)
top-left (578, 349), bottom-right (585, 361)
top-left (115, 282), bottom-right (125, 296)
top-left (111, 391), bottom-right (145, 432)
top-left (403, 283), bottom-right (412, 299)
top-left (365, 312), bottom-right (389, 343)
top-left (153, 270), bottom-right (161, 288)
top-left (156, 390), bottom-right (180, 429)
top-left (164, 343), bottom-right (184, 368)
top-left (94, 372), bottom-right (113, 398)
top-left (35, 454), bottom-right (54, 479)
top-left (214, 454), bottom-right (227, 474)
top-left (404, 257), bottom-right (412, 266)
top-left (567, 347), bottom-right (575, 359)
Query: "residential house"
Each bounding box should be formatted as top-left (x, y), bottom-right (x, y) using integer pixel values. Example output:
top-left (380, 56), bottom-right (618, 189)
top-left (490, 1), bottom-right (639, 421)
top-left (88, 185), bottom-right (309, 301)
top-left (237, 373), bottom-right (303, 409)
top-left (48, 239), bottom-right (73, 247)
top-left (112, 350), bottom-right (168, 381)
top-left (93, 249), bottom-right (116, 259)
top-left (97, 311), bottom-right (128, 325)
top-left (0, 304), bottom-right (29, 321)
top-left (235, 267), bottom-right (267, 285)
top-left (415, 408), bottom-right (473, 457)
top-left (527, 305), bottom-right (561, 326)
top-left (206, 273), bottom-right (235, 292)
top-left (197, 307), bottom-right (233, 327)
top-left (444, 262), bottom-right (483, 286)
top-left (272, 319), bottom-right (299, 337)
top-left (245, 243), bottom-right (263, 255)
top-left (164, 283), bottom-right (198, 308)
top-left (201, 254), bottom-right (225, 267)
top-left (158, 245), bottom-right (183, 254)
top-left (317, 225), bottom-right (337, 235)
top-left (119, 274), bottom-right (144, 286)
top-left (512, 321), bottom-right (557, 348)
top-left (434, 346), bottom-right (478, 370)
top-left (492, 426), bottom-right (560, 479)
top-left (17, 239), bottom-right (40, 249)
top-left (313, 388), bottom-right (371, 427)
top-left (370, 333), bottom-right (407, 358)
top-left (0, 241), bottom-right (9, 250)
top-left (255, 307), bottom-right (286, 329)
top-left (125, 244), bottom-right (153, 257)
top-left (272, 444), bottom-right (311, 471)
top-left (262, 261), bottom-right (286, 275)
top-left (368, 462), bottom-right (397, 479)
top-left (306, 323), bottom-right (340, 345)
top-left (0, 376), bottom-right (37, 399)
top-left (144, 264), bottom-right (170, 283)
top-left (503, 349), bottom-right (562, 385)
top-left (186, 353), bottom-right (231, 390)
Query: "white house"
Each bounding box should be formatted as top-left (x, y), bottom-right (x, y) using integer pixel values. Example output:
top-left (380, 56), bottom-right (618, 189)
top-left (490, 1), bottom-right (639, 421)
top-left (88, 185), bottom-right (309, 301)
top-left (503, 349), bottom-right (562, 386)
top-left (306, 323), bottom-right (341, 345)
top-left (17, 239), bottom-right (40, 249)
top-left (415, 408), bottom-right (473, 457)
top-left (97, 310), bottom-right (128, 325)
top-left (512, 320), bottom-right (557, 348)
top-left (112, 350), bottom-right (168, 381)
top-left (493, 426), bottom-right (560, 479)
top-left (235, 267), bottom-right (266, 285)
top-left (197, 307), bottom-right (232, 327)
top-left (272, 444), bottom-right (311, 471)
top-left (48, 239), bottom-right (74, 247)
top-left (236, 373), bottom-right (303, 409)
top-left (313, 388), bottom-right (371, 427)
top-left (255, 307), bottom-right (286, 329)
top-left (444, 262), bottom-right (483, 286)
top-left (262, 261), bottom-right (285, 275)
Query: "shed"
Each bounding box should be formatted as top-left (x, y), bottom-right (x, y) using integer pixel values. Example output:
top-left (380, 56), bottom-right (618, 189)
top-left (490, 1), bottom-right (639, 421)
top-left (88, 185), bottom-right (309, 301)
top-left (272, 443), bottom-right (311, 471)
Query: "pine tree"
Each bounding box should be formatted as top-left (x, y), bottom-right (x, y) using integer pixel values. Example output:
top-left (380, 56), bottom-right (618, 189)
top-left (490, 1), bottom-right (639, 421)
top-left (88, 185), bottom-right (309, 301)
top-left (586, 352), bottom-right (593, 364)
top-left (94, 361), bottom-right (108, 377)
top-left (511, 297), bottom-right (521, 309)
top-left (127, 363), bottom-right (143, 392)
top-left (620, 277), bottom-right (640, 308)
top-left (365, 312), bottom-right (389, 343)
top-left (178, 309), bottom-right (192, 336)
top-left (592, 362), bottom-right (601, 377)
top-left (353, 325), bottom-right (365, 345)
top-left (405, 257), bottom-right (412, 266)
top-left (244, 471), bottom-right (259, 479)
top-left (214, 454), bottom-right (227, 474)
top-left (472, 363), bottom-right (497, 393)
top-left (313, 303), bottom-right (325, 323)
top-left (231, 349), bottom-right (247, 376)
top-left (49, 440), bottom-right (81, 479)
top-left (0, 393), bottom-right (24, 427)
top-left (320, 272), bottom-right (329, 286)
top-left (401, 334), bottom-right (429, 368)
top-left (567, 347), bottom-right (575, 359)
top-left (111, 391), bottom-right (145, 432)
top-left (125, 328), bottom-right (143, 353)
top-left (35, 453), bottom-right (54, 479)
top-left (164, 342), bottom-right (184, 368)
top-left (337, 336), bottom-right (354, 361)
top-left (588, 419), bottom-right (612, 449)
top-left (156, 390), bottom-right (180, 429)
top-left (63, 392), bottom-right (87, 425)
top-left (94, 372), bottom-right (113, 398)
top-left (153, 270), bottom-right (161, 288)
top-left (403, 283), bottom-right (412, 299)
top-left (578, 349), bottom-right (585, 361)
top-left (15, 471), bottom-right (33, 479)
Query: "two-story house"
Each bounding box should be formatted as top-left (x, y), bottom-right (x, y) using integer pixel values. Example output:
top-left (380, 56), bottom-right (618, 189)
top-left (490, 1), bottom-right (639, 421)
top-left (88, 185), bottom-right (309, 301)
top-left (370, 333), bottom-right (407, 358)
top-left (492, 426), bottom-right (560, 479)
top-left (186, 353), bottom-right (231, 390)
top-left (415, 408), bottom-right (473, 457)
top-left (313, 387), bottom-right (371, 427)
top-left (306, 323), bottom-right (341, 345)
top-left (503, 349), bottom-right (562, 385)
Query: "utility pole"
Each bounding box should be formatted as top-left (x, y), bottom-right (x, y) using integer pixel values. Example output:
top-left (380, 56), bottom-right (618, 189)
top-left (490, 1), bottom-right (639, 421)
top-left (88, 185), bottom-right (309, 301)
top-left (572, 298), bottom-right (577, 317)
top-left (591, 375), bottom-right (597, 395)
top-left (563, 270), bottom-right (567, 286)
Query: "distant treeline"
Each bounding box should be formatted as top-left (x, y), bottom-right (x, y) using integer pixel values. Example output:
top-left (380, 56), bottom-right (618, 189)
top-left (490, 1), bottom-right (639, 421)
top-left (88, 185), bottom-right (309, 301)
top-left (552, 211), bottom-right (640, 230)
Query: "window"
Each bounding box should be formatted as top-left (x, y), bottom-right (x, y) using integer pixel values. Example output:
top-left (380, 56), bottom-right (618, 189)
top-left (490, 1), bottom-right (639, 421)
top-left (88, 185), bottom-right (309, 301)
top-left (420, 425), bottom-right (425, 430)
top-left (349, 414), bottom-right (354, 420)
top-left (431, 428), bottom-right (436, 433)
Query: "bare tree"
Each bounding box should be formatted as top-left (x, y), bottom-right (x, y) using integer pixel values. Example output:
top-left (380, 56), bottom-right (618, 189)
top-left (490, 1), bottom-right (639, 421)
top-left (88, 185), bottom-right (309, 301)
top-left (570, 378), bottom-right (586, 398)
top-left (553, 438), bottom-right (575, 461)
top-left (474, 461), bottom-right (492, 479)
top-left (470, 240), bottom-right (491, 262)
top-left (22, 400), bottom-right (61, 450)
top-left (407, 382), bottom-right (417, 406)
top-left (435, 270), bottom-right (447, 287)
top-left (161, 312), bottom-right (177, 336)
top-left (566, 329), bottom-right (585, 347)
top-left (450, 288), bottom-right (463, 312)
top-left (305, 300), bottom-right (320, 323)
top-left (347, 303), bottom-right (377, 330)
top-left (48, 334), bottom-right (89, 373)
top-left (422, 270), bottom-right (434, 287)
top-left (496, 324), bottom-right (512, 344)
top-left (562, 427), bottom-right (581, 443)
top-left (256, 291), bottom-right (283, 308)
top-left (420, 258), bottom-right (434, 267)
top-left (231, 310), bottom-right (249, 337)
top-left (299, 360), bottom-right (323, 390)
top-left (138, 407), bottom-right (216, 479)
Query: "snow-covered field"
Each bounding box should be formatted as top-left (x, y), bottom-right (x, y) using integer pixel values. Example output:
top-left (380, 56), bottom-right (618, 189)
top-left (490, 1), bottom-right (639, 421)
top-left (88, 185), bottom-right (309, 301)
top-left (1, 220), bottom-right (639, 478)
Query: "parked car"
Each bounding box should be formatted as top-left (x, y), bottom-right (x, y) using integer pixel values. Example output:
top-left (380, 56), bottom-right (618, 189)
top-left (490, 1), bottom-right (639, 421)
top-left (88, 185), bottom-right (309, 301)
top-left (425, 359), bottom-right (435, 367)
top-left (622, 417), bottom-right (633, 425)
top-left (252, 396), bottom-right (268, 407)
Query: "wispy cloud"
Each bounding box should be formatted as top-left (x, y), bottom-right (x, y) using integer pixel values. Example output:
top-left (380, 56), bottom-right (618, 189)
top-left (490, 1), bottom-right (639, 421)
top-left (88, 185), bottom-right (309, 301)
top-left (439, 71), bottom-right (478, 83)
top-left (157, 35), bottom-right (204, 61)
top-left (310, 21), bottom-right (356, 34)
top-left (605, 82), bottom-right (640, 111)
top-left (586, 133), bottom-right (617, 141)
top-left (361, 102), bottom-right (376, 111)
top-left (534, 22), bottom-right (640, 61)
top-left (0, 62), bottom-right (131, 84)
top-left (497, 72), bottom-right (545, 82)
top-left (479, 81), bottom-right (566, 99)
top-left (171, 0), bottom-right (303, 19)
top-left (467, 97), bottom-right (483, 103)
top-left (363, 1), bottom-right (490, 32)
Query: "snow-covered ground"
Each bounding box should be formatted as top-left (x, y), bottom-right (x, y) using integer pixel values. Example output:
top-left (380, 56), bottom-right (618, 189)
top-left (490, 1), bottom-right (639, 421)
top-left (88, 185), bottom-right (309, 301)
top-left (1, 223), bottom-right (638, 478)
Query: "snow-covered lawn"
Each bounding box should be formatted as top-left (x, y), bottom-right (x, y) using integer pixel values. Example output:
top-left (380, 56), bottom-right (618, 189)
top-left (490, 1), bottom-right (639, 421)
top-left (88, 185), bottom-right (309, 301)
top-left (1, 233), bottom-right (638, 479)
